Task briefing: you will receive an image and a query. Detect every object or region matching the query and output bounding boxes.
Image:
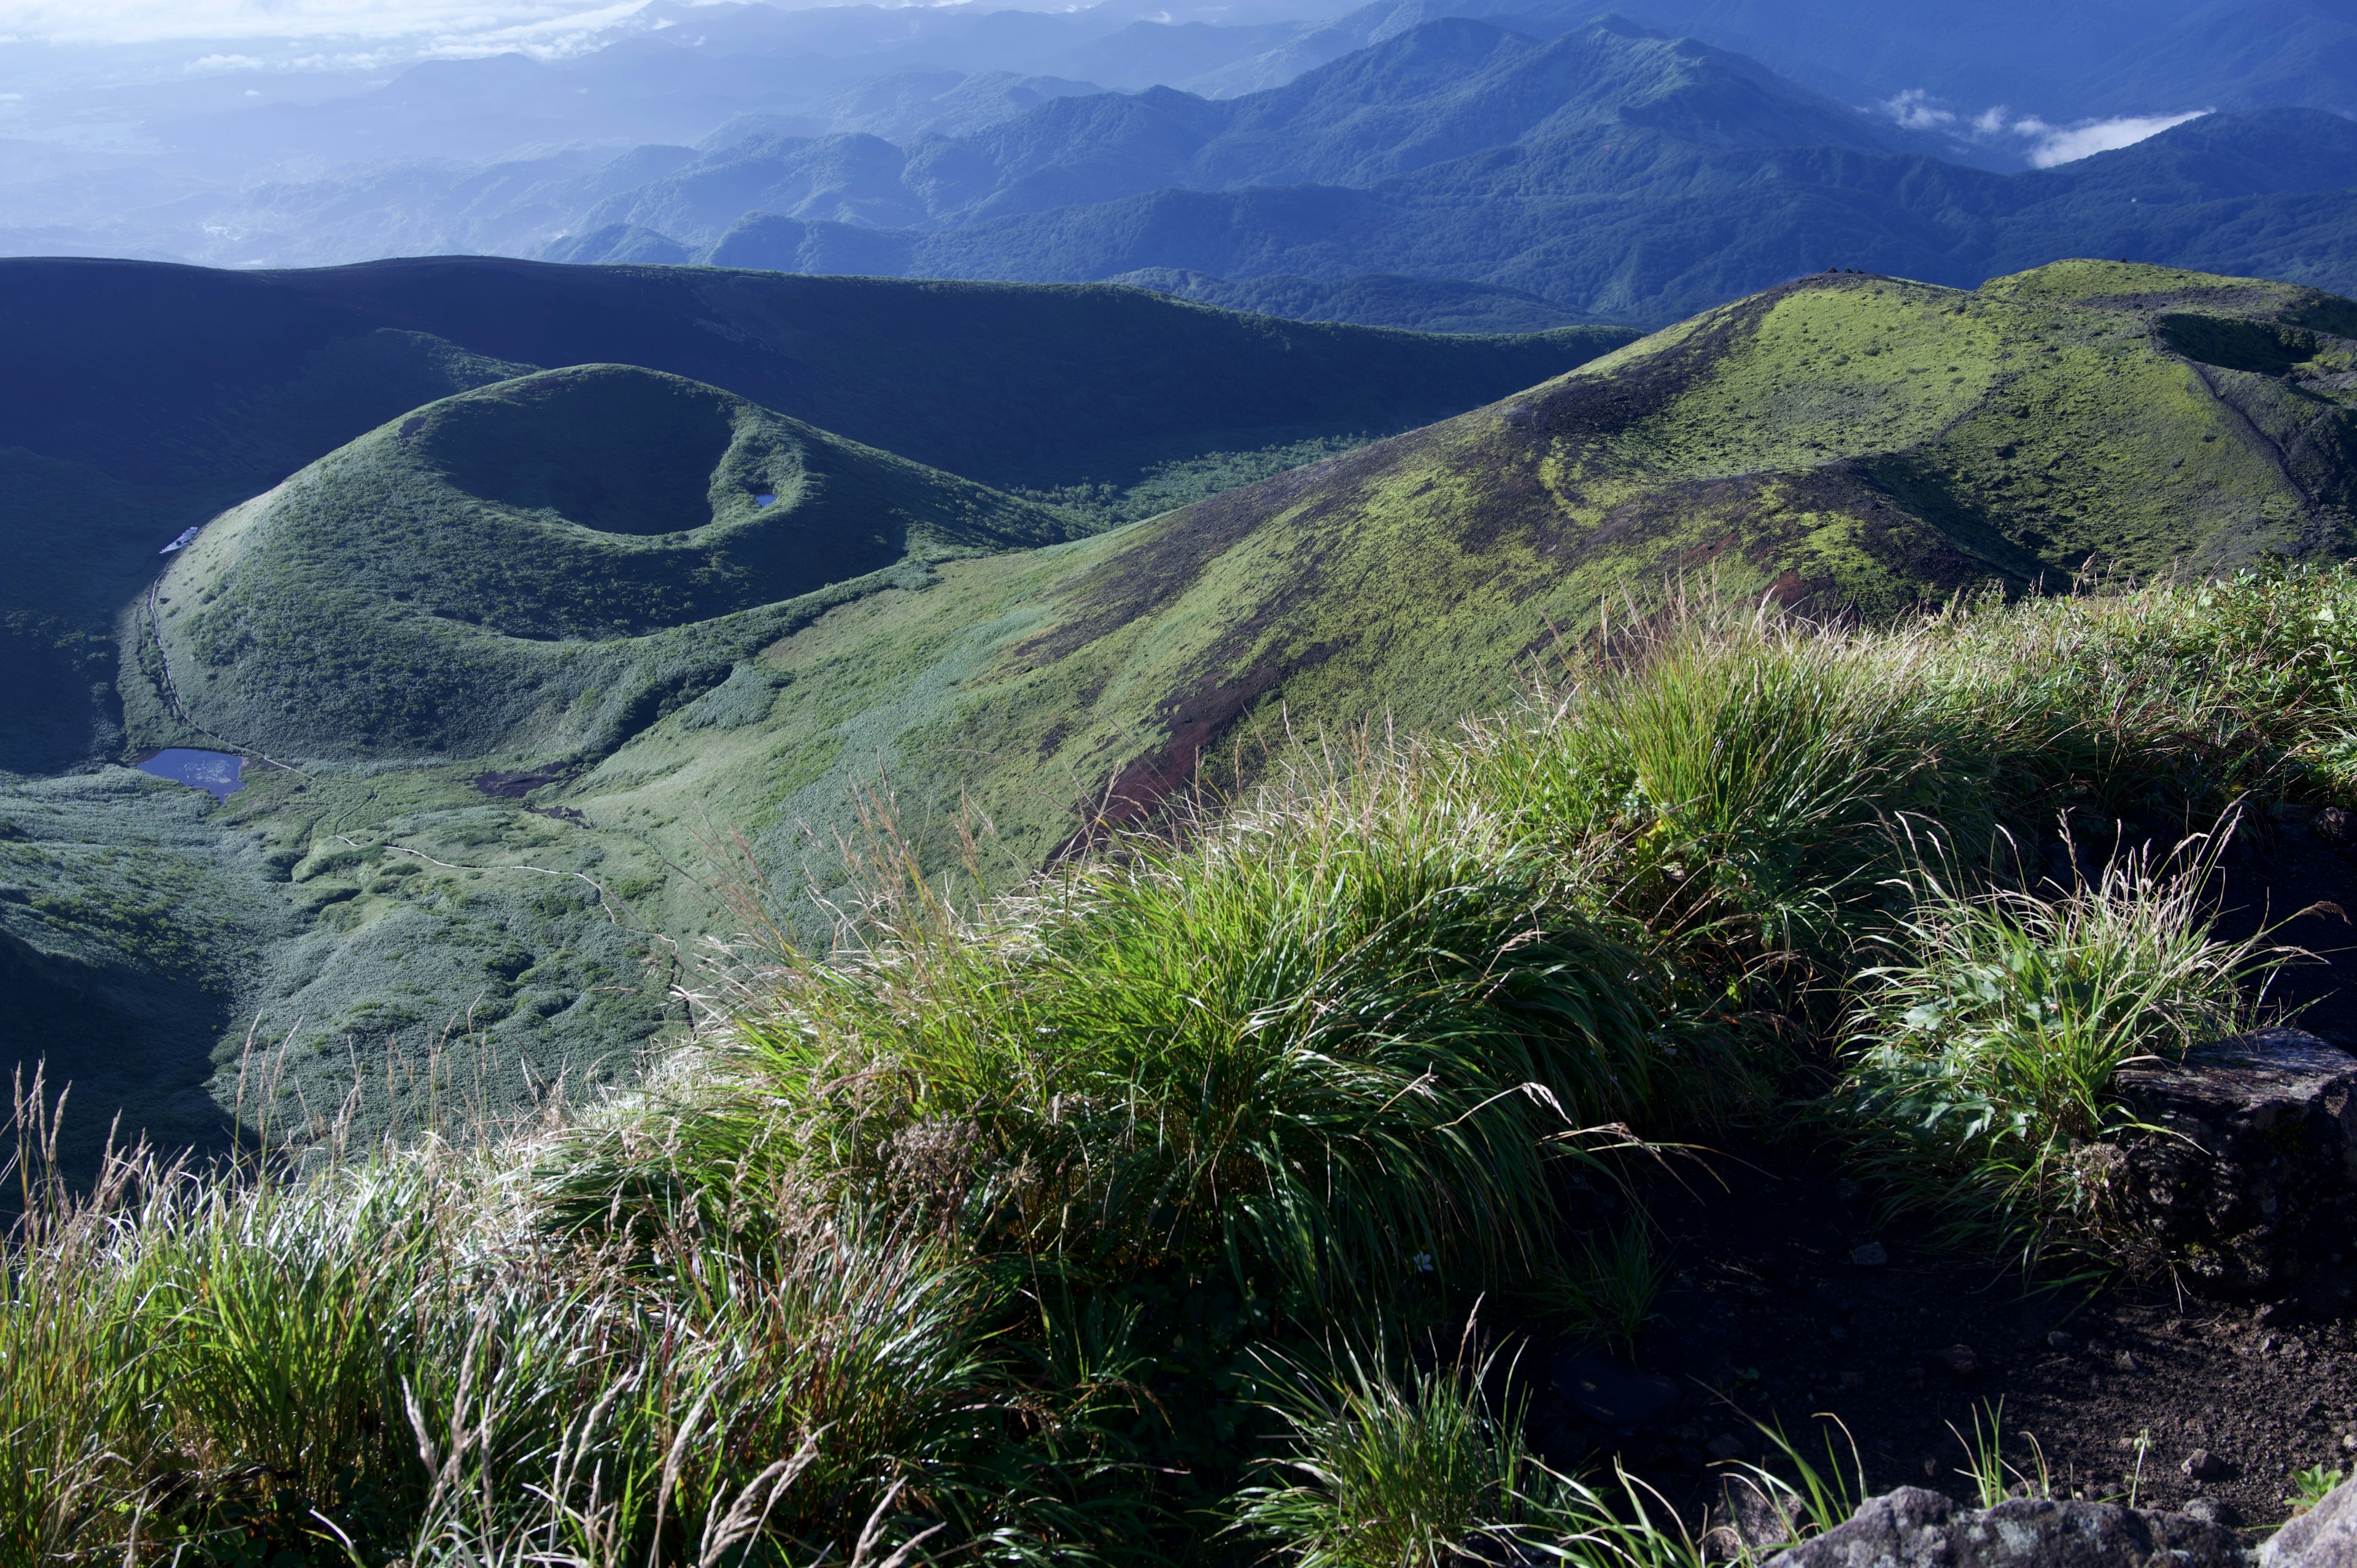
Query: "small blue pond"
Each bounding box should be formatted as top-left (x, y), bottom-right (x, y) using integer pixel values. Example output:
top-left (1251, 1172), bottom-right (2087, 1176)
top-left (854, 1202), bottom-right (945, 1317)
top-left (138, 748), bottom-right (245, 801)
top-left (754, 492), bottom-right (777, 508)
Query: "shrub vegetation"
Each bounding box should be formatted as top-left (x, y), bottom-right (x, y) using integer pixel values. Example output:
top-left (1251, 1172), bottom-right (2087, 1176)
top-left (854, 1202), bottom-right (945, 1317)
top-left (16, 566), bottom-right (2357, 1563)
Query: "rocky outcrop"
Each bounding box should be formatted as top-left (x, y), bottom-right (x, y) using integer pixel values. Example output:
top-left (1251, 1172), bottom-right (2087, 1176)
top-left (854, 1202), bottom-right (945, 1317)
top-left (1764, 1487), bottom-right (2247, 1568)
top-left (2111, 1028), bottom-right (2357, 1292)
top-left (2266, 1473), bottom-right (2357, 1568)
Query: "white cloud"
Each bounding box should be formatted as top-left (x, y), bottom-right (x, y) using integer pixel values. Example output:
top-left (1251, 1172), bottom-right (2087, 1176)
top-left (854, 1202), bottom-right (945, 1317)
top-left (1879, 89), bottom-right (1954, 131)
top-left (2021, 110), bottom-right (2209, 168)
top-left (1874, 88), bottom-right (2208, 168)
top-left (0, 0), bottom-right (660, 48)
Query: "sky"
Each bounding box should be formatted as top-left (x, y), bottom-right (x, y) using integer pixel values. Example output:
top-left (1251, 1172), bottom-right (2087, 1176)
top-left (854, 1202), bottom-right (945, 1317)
top-left (0, 0), bottom-right (664, 48)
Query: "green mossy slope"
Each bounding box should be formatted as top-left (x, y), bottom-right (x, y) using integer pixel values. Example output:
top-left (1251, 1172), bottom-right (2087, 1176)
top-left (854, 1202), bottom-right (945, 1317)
top-left (25, 261), bottom-right (2357, 1167)
top-left (131, 365), bottom-right (1078, 763)
top-left (543, 264), bottom-right (2357, 936)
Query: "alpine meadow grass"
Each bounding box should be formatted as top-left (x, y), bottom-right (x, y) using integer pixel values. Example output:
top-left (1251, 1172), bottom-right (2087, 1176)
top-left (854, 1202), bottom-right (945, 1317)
top-left (1835, 840), bottom-right (2282, 1269)
top-left (14, 566), bottom-right (2357, 1563)
top-left (1229, 1337), bottom-right (1703, 1568)
top-left (562, 751), bottom-right (1700, 1310)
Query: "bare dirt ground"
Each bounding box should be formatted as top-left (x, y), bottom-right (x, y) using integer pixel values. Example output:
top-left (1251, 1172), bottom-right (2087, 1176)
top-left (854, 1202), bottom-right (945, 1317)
top-left (1519, 820), bottom-right (2357, 1538)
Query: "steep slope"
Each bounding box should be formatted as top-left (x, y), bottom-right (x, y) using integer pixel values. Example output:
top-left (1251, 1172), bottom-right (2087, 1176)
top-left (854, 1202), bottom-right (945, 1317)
top-left (1181, 0), bottom-right (1614, 98)
top-left (0, 254), bottom-right (1614, 771)
top-left (538, 264), bottom-right (2357, 931)
top-left (134, 365), bottom-right (1077, 764)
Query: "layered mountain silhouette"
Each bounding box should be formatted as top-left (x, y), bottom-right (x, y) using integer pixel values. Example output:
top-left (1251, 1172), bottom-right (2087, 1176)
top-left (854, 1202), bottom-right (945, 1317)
top-left (572, 17), bottom-right (1899, 244)
top-left (521, 14), bottom-right (2357, 328)
top-left (8, 0), bottom-right (2355, 285)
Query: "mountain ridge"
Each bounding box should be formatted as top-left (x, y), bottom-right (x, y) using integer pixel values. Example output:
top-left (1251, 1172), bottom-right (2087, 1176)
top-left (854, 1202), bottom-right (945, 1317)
top-left (0, 254), bottom-right (1625, 774)
top-left (679, 107), bottom-right (2357, 326)
top-left (575, 15), bottom-right (1899, 244)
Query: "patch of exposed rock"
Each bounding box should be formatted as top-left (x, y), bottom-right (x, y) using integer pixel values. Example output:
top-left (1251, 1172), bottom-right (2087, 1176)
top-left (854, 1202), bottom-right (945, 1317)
top-left (1764, 1486), bottom-right (2247, 1568)
top-left (2112, 1028), bottom-right (2357, 1294)
top-left (2266, 1473), bottom-right (2357, 1568)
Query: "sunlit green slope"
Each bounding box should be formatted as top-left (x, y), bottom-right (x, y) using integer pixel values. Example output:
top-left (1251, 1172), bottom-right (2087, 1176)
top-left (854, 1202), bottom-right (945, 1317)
top-left (534, 263), bottom-right (2357, 932)
top-left (32, 261), bottom-right (2357, 1168)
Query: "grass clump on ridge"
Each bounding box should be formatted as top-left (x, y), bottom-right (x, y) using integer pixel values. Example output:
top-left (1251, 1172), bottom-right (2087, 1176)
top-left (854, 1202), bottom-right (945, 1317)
top-left (1, 1097), bottom-right (1132, 1566)
top-left (1838, 845), bottom-right (2277, 1269)
top-left (14, 566), bottom-right (2357, 1563)
top-left (1229, 1338), bottom-right (1693, 1568)
top-left (565, 752), bottom-right (1701, 1307)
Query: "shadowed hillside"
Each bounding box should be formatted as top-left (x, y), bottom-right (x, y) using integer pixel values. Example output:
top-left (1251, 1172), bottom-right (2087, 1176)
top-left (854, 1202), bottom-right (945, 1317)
top-left (0, 254), bottom-right (1628, 773)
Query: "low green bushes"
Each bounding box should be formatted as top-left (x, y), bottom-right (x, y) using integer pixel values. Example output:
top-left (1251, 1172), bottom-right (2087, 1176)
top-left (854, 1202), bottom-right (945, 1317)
top-left (13, 566), bottom-right (2357, 1563)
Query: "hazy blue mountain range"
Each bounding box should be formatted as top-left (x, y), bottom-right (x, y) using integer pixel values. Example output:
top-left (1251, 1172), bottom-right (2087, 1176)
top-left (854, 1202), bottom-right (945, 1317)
top-left (559, 16), bottom-right (1904, 249)
top-left (567, 71), bottom-right (2357, 328)
top-left (1608, 0), bottom-right (2356, 125)
top-left (66, 6), bottom-right (2342, 336)
top-left (5, 0), bottom-right (2354, 284)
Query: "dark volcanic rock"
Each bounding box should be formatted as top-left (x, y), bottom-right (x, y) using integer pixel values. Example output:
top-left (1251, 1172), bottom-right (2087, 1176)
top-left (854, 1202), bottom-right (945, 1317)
top-left (1764, 1487), bottom-right (2247, 1568)
top-left (2113, 1029), bottom-right (2357, 1293)
top-left (2183, 1447), bottom-right (2229, 1480)
top-left (2266, 1472), bottom-right (2357, 1567)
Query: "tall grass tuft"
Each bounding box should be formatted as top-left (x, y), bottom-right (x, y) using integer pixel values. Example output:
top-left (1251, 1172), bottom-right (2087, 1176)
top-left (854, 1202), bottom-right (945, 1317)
top-left (1231, 1335), bottom-right (1700, 1568)
top-left (1469, 603), bottom-right (2018, 971)
top-left (1836, 836), bottom-right (2281, 1266)
top-left (579, 749), bottom-right (1692, 1305)
top-left (0, 1079), bottom-right (166, 1564)
top-left (0, 1110), bottom-right (1135, 1566)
